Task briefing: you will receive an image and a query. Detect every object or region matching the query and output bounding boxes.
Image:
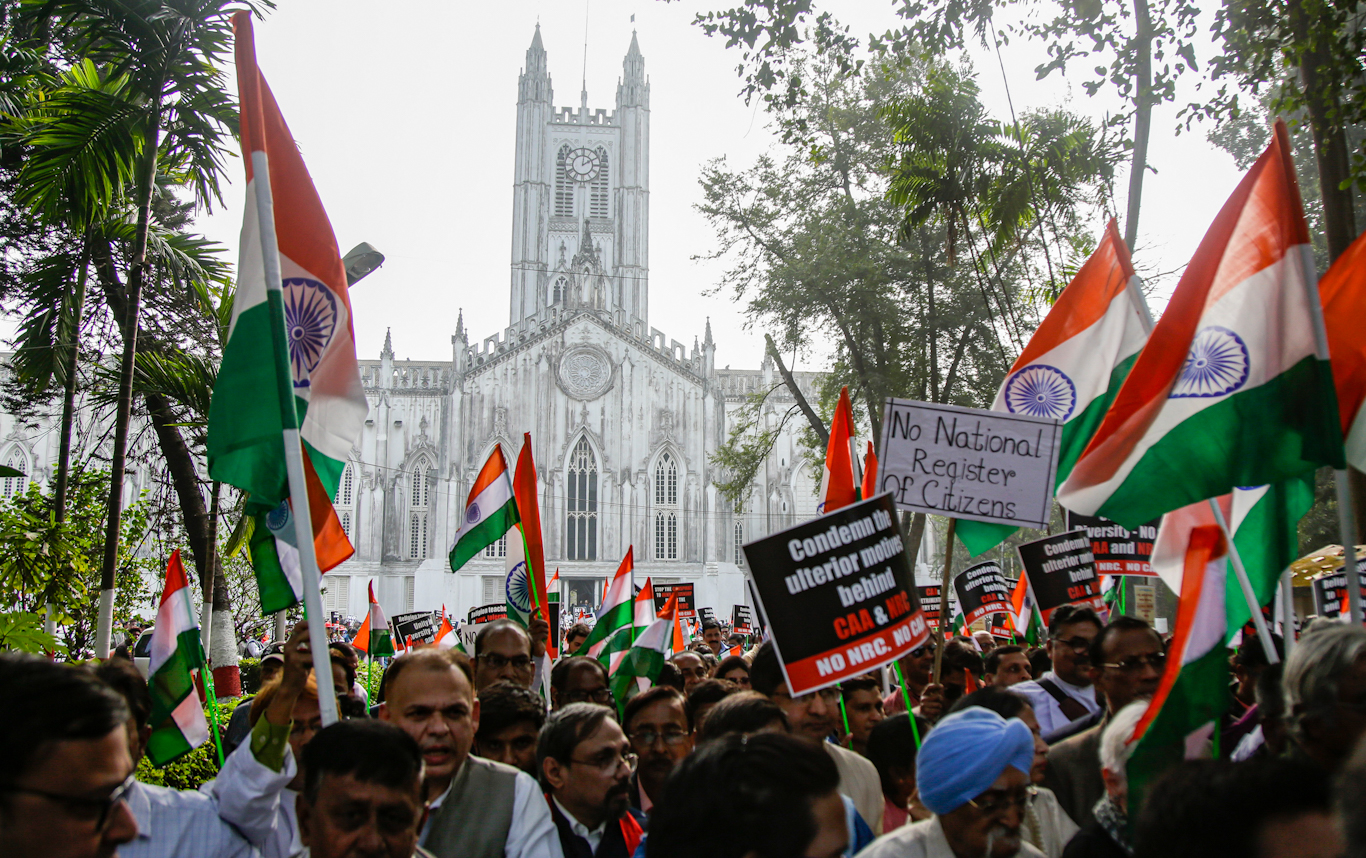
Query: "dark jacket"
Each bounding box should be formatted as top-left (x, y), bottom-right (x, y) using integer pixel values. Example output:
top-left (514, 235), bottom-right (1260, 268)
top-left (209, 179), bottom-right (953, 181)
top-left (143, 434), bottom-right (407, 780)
top-left (1061, 820), bottom-right (1129, 858)
top-left (548, 797), bottom-right (646, 858)
top-left (1043, 719), bottom-right (1105, 830)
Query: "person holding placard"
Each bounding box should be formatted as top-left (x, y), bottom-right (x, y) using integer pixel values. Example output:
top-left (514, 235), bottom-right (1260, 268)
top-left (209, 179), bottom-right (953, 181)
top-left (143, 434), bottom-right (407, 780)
top-left (1010, 607), bottom-right (1104, 740)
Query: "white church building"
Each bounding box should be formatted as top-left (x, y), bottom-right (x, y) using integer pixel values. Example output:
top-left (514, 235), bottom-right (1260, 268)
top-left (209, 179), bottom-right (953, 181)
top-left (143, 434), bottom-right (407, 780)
top-left (323, 27), bottom-right (824, 622)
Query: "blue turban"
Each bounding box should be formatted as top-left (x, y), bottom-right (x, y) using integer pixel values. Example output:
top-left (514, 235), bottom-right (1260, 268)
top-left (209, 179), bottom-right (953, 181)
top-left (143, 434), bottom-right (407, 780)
top-left (916, 707), bottom-right (1035, 815)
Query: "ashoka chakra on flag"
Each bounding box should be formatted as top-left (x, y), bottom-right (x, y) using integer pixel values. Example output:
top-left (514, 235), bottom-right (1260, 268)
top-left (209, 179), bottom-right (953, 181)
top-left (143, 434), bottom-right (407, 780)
top-left (1005, 365), bottom-right (1077, 421)
top-left (506, 561), bottom-right (531, 613)
top-left (1171, 326), bottom-right (1249, 399)
top-left (284, 277), bottom-right (339, 389)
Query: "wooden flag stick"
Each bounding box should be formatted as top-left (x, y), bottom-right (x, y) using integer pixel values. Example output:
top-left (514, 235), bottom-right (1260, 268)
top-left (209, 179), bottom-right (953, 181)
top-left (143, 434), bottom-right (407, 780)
top-left (933, 517), bottom-right (957, 684)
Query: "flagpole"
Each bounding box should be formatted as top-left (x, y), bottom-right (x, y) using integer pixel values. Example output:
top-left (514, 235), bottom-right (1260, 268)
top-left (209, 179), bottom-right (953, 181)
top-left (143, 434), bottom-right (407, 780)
top-left (933, 518), bottom-right (957, 684)
top-left (1280, 570), bottom-right (1296, 657)
top-left (250, 146), bottom-right (339, 727)
top-left (1207, 501), bottom-right (1280, 664)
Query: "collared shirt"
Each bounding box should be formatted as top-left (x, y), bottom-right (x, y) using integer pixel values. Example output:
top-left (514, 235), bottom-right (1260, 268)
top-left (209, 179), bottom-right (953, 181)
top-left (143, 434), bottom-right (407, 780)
top-left (1011, 672), bottom-right (1101, 737)
top-left (211, 720), bottom-right (301, 858)
top-left (633, 777), bottom-right (653, 814)
top-left (420, 758), bottom-right (563, 858)
top-left (860, 815), bottom-right (1048, 858)
top-left (122, 779), bottom-right (257, 858)
top-left (552, 796), bottom-right (606, 853)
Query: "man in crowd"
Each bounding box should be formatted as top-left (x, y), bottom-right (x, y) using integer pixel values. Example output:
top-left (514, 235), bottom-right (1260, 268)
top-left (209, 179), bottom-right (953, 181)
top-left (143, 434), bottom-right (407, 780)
top-left (645, 732), bottom-right (849, 858)
top-left (0, 654), bottom-right (140, 858)
top-left (860, 707), bottom-right (1044, 858)
top-left (751, 642), bottom-right (884, 835)
top-left (224, 651), bottom-right (284, 757)
top-left (623, 686), bottom-right (693, 814)
top-left (884, 640), bottom-right (940, 718)
top-left (297, 720), bottom-right (435, 858)
top-left (1059, 701), bottom-right (1147, 858)
top-left (866, 714), bottom-right (931, 834)
top-left (564, 623), bottom-right (592, 656)
top-left (841, 675), bottom-right (886, 757)
top-left (715, 655), bottom-right (751, 689)
top-left (937, 640), bottom-right (986, 714)
top-left (539, 703), bottom-right (646, 858)
top-left (684, 678), bottom-right (738, 732)
top-left (696, 692), bottom-right (790, 744)
top-left (669, 650), bottom-right (709, 697)
top-left (985, 645), bottom-right (1033, 689)
top-left (378, 648), bottom-right (560, 858)
top-left (1283, 623), bottom-right (1366, 774)
top-left (472, 619), bottom-right (536, 692)
top-left (213, 621), bottom-right (325, 858)
top-left (473, 681), bottom-right (546, 776)
top-left (550, 656), bottom-right (613, 710)
top-left (1011, 607), bottom-right (1104, 740)
top-left (974, 632), bottom-right (998, 653)
top-left (1045, 616), bottom-right (1163, 829)
top-left (700, 619), bottom-right (724, 657)
top-left (93, 659), bottom-right (255, 857)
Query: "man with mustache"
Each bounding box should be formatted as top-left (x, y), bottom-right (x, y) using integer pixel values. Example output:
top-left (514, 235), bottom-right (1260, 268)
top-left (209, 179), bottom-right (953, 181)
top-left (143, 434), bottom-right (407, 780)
top-left (860, 707), bottom-right (1045, 858)
top-left (379, 649), bottom-right (561, 858)
top-left (540, 703), bottom-right (646, 858)
top-left (622, 686), bottom-right (693, 815)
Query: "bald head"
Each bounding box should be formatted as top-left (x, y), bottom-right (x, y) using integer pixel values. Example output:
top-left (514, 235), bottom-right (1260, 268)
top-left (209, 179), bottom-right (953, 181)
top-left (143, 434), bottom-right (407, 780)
top-left (474, 620), bottom-right (535, 691)
top-left (379, 650), bottom-right (479, 795)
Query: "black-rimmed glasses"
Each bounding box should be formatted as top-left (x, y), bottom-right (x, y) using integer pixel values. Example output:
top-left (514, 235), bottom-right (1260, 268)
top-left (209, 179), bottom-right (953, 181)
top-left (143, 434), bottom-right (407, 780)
top-left (1, 773), bottom-right (136, 831)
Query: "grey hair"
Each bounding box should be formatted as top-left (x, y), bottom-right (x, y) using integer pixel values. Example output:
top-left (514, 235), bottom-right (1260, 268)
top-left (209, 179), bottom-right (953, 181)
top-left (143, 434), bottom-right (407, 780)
top-left (1099, 701), bottom-right (1148, 779)
top-left (536, 702), bottom-right (614, 790)
top-left (1283, 623), bottom-right (1366, 742)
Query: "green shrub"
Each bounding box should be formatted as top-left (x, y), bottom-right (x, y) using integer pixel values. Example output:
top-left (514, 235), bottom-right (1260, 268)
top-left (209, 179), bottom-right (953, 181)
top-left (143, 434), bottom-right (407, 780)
top-left (238, 657), bottom-right (262, 694)
top-left (133, 696), bottom-right (251, 791)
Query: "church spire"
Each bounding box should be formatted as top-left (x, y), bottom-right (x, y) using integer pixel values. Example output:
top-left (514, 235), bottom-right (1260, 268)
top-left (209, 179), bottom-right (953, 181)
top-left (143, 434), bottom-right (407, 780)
top-left (520, 25), bottom-right (551, 103)
top-left (381, 327), bottom-right (393, 358)
top-left (704, 317), bottom-right (714, 347)
top-left (617, 31), bottom-right (647, 108)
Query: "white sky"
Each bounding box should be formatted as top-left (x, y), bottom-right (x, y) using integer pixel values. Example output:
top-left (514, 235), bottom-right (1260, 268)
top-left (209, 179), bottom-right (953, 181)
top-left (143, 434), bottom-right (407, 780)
top-left (186, 0), bottom-right (1246, 374)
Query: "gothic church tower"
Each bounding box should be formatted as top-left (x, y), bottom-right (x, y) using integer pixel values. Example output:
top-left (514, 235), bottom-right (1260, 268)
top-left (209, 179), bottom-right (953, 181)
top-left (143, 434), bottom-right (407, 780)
top-left (509, 26), bottom-right (650, 326)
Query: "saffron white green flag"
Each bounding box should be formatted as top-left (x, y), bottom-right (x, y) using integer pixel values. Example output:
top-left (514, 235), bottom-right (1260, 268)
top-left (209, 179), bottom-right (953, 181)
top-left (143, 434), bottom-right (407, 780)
top-left (583, 548), bottom-right (636, 658)
top-left (1058, 122), bottom-right (1342, 529)
top-left (146, 551), bottom-right (209, 767)
top-left (608, 594), bottom-right (678, 706)
top-left (599, 576), bottom-right (656, 671)
top-left (352, 581), bottom-right (394, 658)
top-left (958, 219), bottom-right (1147, 556)
top-left (450, 447), bottom-right (519, 572)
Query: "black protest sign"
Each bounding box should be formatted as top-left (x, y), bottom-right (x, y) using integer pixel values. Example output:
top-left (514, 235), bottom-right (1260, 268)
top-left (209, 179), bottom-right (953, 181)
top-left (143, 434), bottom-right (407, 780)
top-left (743, 493), bottom-right (929, 695)
top-left (547, 591), bottom-right (561, 654)
top-left (877, 399), bottom-right (1062, 528)
top-left (1312, 563), bottom-right (1366, 619)
top-left (1016, 529), bottom-right (1106, 623)
top-left (988, 613), bottom-right (1014, 638)
top-left (467, 603), bottom-right (507, 625)
top-left (953, 561), bottom-right (1012, 627)
top-left (698, 606), bottom-right (716, 624)
top-left (917, 585), bottom-right (955, 629)
top-left (1066, 511), bottom-right (1159, 577)
top-left (732, 604), bottom-right (755, 634)
top-left (390, 611), bottom-right (438, 646)
top-left (653, 582), bottom-right (697, 618)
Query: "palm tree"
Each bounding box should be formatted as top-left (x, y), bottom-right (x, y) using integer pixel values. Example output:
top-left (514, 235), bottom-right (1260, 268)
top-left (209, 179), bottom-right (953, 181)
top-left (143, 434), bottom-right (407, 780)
top-left (14, 0), bottom-right (262, 656)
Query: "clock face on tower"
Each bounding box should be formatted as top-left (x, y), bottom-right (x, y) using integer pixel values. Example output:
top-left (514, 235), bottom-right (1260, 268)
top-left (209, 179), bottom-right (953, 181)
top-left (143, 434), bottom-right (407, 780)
top-left (566, 147), bottom-right (602, 183)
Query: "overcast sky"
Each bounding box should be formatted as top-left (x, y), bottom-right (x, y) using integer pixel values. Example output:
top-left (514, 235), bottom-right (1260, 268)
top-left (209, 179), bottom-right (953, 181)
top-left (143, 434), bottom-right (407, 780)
top-left (188, 0), bottom-right (1247, 374)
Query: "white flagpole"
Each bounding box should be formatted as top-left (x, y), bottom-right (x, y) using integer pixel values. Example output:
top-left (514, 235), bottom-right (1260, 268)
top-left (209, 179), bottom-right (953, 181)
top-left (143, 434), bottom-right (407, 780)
top-left (250, 147), bottom-right (339, 726)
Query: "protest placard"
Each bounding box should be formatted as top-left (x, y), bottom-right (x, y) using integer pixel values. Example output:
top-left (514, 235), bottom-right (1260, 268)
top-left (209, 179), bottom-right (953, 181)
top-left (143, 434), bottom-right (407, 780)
top-left (1133, 585), bottom-right (1156, 622)
top-left (917, 585), bottom-right (953, 629)
top-left (732, 604), bottom-right (754, 634)
top-left (467, 603), bottom-right (507, 625)
top-left (547, 591), bottom-right (561, 652)
top-left (952, 561), bottom-right (1012, 627)
top-left (988, 613), bottom-right (1014, 638)
top-left (1066, 511), bottom-right (1159, 576)
top-left (876, 399), bottom-right (1061, 528)
top-left (652, 583), bottom-right (696, 618)
top-left (698, 606), bottom-right (716, 624)
top-left (743, 492), bottom-right (929, 695)
top-left (390, 611), bottom-right (438, 646)
top-left (1313, 563), bottom-right (1366, 619)
top-left (1015, 529), bottom-right (1106, 623)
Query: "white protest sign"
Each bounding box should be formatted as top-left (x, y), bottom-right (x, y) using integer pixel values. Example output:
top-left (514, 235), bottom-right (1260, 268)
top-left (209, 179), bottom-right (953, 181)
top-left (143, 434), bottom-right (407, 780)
top-left (877, 399), bottom-right (1061, 529)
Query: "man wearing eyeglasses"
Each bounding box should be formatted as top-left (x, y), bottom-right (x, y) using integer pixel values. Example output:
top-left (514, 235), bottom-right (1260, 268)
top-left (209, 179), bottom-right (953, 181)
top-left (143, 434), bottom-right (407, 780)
top-left (380, 649), bottom-right (561, 858)
top-left (0, 654), bottom-right (140, 858)
top-left (622, 687), bottom-right (693, 815)
top-left (550, 657), bottom-right (613, 711)
top-left (859, 707), bottom-right (1046, 858)
top-left (1010, 606), bottom-right (1105, 741)
top-left (883, 641), bottom-right (939, 717)
top-left (1043, 615), bottom-right (1164, 830)
top-left (539, 703), bottom-right (646, 858)
top-left (473, 620), bottom-right (538, 692)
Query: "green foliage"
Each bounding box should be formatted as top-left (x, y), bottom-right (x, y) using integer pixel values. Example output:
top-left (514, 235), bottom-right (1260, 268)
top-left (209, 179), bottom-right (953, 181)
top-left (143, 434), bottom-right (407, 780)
top-left (0, 610), bottom-right (65, 654)
top-left (136, 738), bottom-right (220, 790)
top-left (1299, 468), bottom-right (1340, 556)
top-left (238, 657), bottom-right (262, 693)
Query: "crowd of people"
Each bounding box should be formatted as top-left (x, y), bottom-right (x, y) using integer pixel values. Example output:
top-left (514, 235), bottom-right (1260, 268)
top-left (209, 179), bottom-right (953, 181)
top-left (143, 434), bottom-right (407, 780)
top-left (4, 607), bottom-right (1365, 858)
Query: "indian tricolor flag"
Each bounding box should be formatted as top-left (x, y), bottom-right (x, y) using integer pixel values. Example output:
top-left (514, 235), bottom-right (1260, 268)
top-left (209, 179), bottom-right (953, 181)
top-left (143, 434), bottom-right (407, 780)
top-left (583, 548), bottom-right (636, 658)
top-left (209, 13), bottom-right (362, 613)
top-left (817, 387), bottom-right (858, 514)
top-left (433, 611), bottom-right (458, 651)
top-left (600, 578), bottom-right (656, 674)
top-left (209, 12), bottom-right (367, 513)
top-left (608, 592), bottom-right (678, 706)
top-left (1320, 218), bottom-right (1366, 471)
top-left (1058, 122), bottom-right (1343, 528)
top-left (145, 551), bottom-right (209, 767)
top-left (957, 219), bottom-right (1147, 556)
top-left (450, 447), bottom-right (520, 572)
top-left (1126, 506), bottom-right (1230, 813)
top-left (352, 581), bottom-right (394, 658)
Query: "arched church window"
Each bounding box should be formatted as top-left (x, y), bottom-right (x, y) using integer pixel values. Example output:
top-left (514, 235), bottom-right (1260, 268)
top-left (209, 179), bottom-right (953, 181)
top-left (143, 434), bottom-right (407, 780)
top-left (734, 522), bottom-right (745, 567)
top-left (654, 453), bottom-right (679, 561)
top-left (553, 276), bottom-right (567, 304)
top-left (566, 438), bottom-right (598, 560)
top-left (409, 458), bottom-right (431, 560)
top-left (333, 462), bottom-right (356, 539)
top-left (589, 146), bottom-right (609, 218)
top-left (554, 145), bottom-right (574, 217)
top-left (0, 450), bottom-right (28, 498)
